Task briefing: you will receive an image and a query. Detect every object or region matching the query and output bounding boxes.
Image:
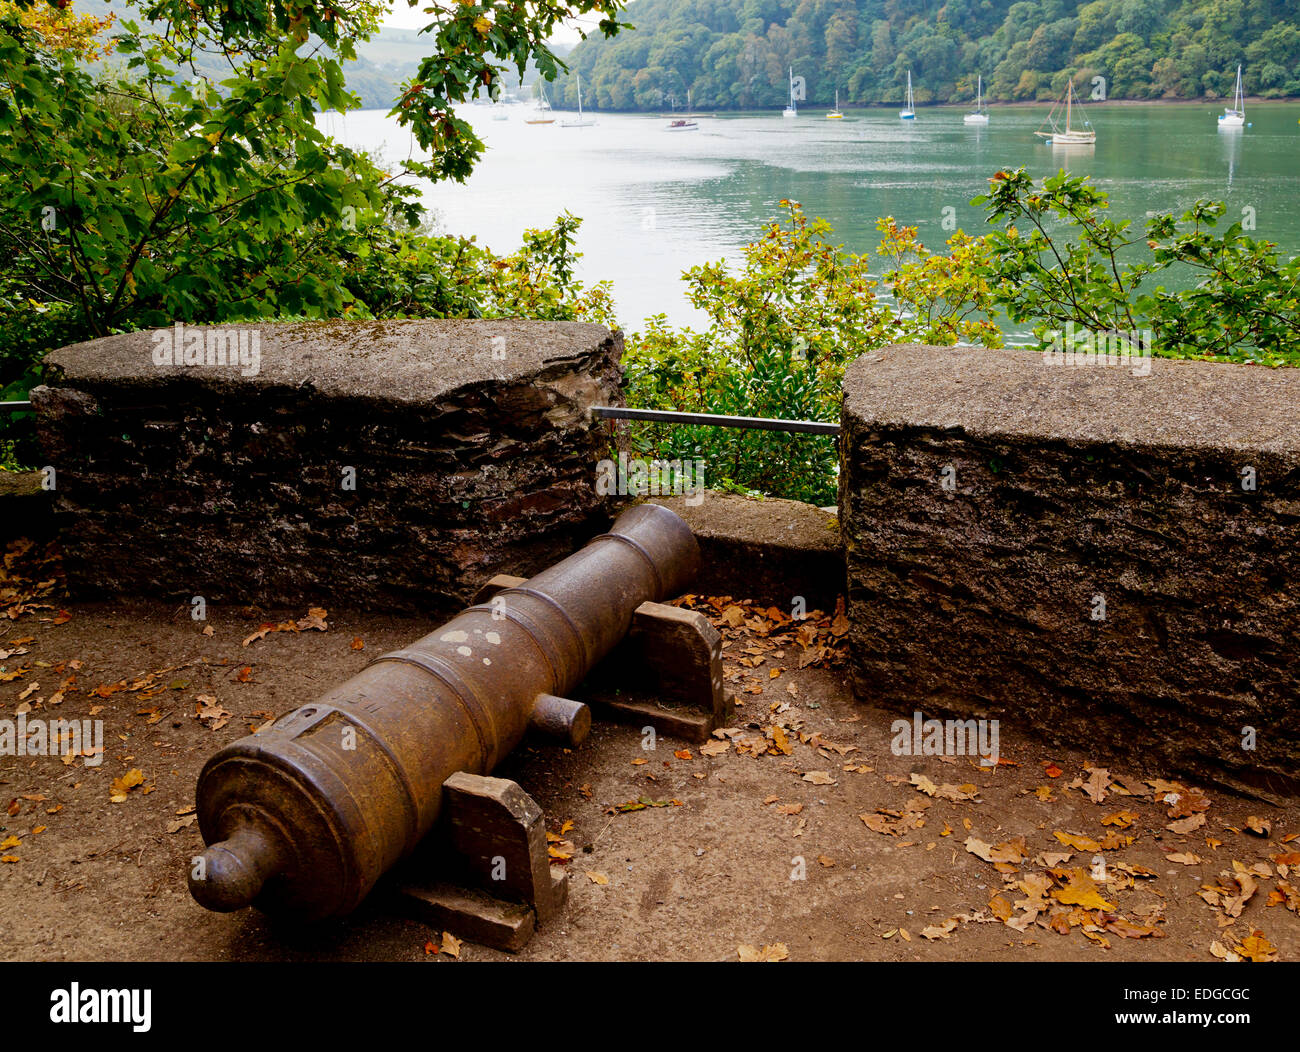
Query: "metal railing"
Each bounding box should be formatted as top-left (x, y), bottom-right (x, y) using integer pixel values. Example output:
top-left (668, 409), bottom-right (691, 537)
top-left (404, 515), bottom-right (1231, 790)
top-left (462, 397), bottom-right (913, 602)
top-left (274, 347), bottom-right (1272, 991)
top-left (590, 405), bottom-right (839, 436)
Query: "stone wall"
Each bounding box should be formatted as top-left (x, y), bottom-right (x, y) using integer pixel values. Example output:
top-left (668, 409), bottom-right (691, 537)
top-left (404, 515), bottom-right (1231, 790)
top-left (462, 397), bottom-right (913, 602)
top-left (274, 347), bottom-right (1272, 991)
top-left (648, 493), bottom-right (842, 611)
top-left (33, 320), bottom-right (624, 614)
top-left (840, 343), bottom-right (1300, 800)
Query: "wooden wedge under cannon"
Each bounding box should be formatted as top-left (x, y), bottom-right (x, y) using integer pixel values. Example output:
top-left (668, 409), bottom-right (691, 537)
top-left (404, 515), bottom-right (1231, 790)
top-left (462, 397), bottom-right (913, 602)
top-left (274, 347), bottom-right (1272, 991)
top-left (188, 503), bottom-right (731, 947)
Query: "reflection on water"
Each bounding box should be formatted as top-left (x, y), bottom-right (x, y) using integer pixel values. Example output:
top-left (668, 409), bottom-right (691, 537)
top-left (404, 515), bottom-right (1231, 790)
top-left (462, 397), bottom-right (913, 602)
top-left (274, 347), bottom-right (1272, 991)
top-left (319, 102), bottom-right (1300, 332)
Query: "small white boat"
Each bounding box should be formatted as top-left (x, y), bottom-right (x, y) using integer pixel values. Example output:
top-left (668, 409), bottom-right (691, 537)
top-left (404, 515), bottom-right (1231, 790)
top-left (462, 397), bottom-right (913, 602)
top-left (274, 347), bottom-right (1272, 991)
top-left (1035, 79), bottom-right (1094, 145)
top-left (963, 74), bottom-right (989, 124)
top-left (899, 70), bottom-right (915, 119)
top-left (666, 118), bottom-right (699, 131)
top-left (1219, 65), bottom-right (1246, 128)
top-left (783, 66), bottom-right (798, 118)
top-left (561, 72), bottom-right (597, 128)
top-left (526, 83), bottom-right (555, 124)
top-left (827, 89), bottom-right (844, 119)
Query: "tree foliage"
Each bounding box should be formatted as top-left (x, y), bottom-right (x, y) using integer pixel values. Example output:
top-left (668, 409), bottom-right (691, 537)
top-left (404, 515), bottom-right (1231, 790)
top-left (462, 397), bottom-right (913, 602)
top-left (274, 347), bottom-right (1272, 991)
top-left (552, 0), bottom-right (1300, 110)
top-left (621, 200), bottom-right (1001, 505)
top-left (0, 0), bottom-right (624, 464)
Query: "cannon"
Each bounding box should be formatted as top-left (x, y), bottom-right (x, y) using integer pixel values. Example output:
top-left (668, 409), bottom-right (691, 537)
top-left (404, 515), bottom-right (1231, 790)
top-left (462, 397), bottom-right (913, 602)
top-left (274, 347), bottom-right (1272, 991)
top-left (188, 503), bottom-right (717, 924)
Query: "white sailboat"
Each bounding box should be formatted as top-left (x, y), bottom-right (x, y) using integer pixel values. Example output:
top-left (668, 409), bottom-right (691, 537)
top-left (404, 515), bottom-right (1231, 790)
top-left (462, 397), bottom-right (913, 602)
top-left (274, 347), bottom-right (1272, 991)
top-left (899, 70), bottom-right (915, 119)
top-left (525, 83), bottom-right (555, 124)
top-left (963, 74), bottom-right (989, 124)
top-left (783, 67), bottom-right (798, 118)
top-left (561, 72), bottom-right (597, 128)
top-left (1219, 65), bottom-right (1246, 128)
top-left (1035, 79), bottom-right (1094, 145)
top-left (827, 88), bottom-right (844, 119)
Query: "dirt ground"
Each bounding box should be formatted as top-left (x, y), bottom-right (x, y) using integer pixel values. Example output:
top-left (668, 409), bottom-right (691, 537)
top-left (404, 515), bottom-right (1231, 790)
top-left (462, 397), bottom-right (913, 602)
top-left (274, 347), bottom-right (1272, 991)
top-left (1, 581), bottom-right (1298, 963)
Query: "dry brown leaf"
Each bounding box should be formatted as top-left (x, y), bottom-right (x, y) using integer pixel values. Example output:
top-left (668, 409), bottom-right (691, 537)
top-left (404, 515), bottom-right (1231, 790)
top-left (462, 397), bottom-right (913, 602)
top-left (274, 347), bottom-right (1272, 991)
top-left (921, 918), bottom-right (960, 940)
top-left (1051, 869), bottom-right (1116, 911)
top-left (1054, 831), bottom-right (1102, 852)
top-left (737, 943), bottom-right (788, 962)
top-left (193, 695), bottom-right (232, 730)
top-left (109, 768), bottom-right (145, 803)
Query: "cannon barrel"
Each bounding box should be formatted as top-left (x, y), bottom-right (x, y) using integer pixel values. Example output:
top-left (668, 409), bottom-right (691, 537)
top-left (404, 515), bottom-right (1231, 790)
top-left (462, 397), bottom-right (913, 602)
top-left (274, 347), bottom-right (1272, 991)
top-left (189, 503), bottom-right (699, 921)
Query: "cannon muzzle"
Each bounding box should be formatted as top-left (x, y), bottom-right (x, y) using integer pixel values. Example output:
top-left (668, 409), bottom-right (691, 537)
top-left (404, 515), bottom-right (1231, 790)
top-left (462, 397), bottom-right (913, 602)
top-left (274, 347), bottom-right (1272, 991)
top-left (190, 503), bottom-right (699, 921)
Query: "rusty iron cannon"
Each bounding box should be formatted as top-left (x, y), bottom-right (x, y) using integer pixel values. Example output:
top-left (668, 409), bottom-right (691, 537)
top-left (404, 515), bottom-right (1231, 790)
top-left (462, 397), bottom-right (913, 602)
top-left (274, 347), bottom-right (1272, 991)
top-left (189, 503), bottom-right (726, 927)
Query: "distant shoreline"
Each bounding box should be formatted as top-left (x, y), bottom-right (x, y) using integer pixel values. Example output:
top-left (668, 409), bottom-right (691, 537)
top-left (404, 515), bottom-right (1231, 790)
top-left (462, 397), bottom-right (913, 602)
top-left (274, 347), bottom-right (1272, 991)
top-left (330, 96), bottom-right (1299, 117)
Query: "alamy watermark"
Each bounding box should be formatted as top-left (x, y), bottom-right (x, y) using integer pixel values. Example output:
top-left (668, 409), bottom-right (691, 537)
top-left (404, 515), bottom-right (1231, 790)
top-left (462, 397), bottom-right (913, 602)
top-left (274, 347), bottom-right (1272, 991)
top-left (50, 983), bottom-right (151, 1032)
top-left (1044, 322), bottom-right (1152, 376)
top-left (891, 710), bottom-right (1000, 766)
top-left (595, 453), bottom-right (705, 507)
top-left (151, 322), bottom-right (261, 376)
top-left (0, 715), bottom-right (104, 766)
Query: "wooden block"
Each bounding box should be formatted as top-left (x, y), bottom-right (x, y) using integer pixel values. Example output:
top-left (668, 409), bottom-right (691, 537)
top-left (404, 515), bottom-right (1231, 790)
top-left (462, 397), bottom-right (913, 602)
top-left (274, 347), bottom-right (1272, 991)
top-left (629, 602), bottom-right (726, 718)
top-left (395, 881), bottom-right (535, 954)
top-left (441, 771), bottom-right (565, 927)
top-left (582, 601), bottom-right (732, 740)
top-left (472, 574), bottom-right (527, 605)
top-left (587, 694), bottom-right (717, 742)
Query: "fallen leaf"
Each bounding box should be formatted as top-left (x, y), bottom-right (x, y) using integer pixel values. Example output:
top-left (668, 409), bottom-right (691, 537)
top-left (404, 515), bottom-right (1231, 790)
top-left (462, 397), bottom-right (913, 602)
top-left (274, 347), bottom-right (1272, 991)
top-left (585, 871), bottom-right (609, 885)
top-left (737, 943), bottom-right (788, 962)
top-left (1051, 869), bottom-right (1116, 911)
top-left (1166, 814), bottom-right (1207, 835)
top-left (193, 695), bottom-right (232, 730)
top-left (1235, 930), bottom-right (1277, 962)
top-left (1054, 831), bottom-right (1102, 852)
top-left (109, 768), bottom-right (145, 803)
top-left (921, 918), bottom-right (960, 940)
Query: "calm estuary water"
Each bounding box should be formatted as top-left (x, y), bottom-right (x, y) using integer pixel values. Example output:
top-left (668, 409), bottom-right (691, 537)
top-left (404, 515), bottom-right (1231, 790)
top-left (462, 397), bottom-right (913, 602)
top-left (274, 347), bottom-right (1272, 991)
top-left (320, 102), bottom-right (1300, 334)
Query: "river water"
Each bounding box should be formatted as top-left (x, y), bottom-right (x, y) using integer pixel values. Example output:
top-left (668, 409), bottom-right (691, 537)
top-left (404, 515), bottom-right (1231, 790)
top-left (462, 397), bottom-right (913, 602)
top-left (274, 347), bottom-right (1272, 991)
top-left (320, 101), bottom-right (1300, 335)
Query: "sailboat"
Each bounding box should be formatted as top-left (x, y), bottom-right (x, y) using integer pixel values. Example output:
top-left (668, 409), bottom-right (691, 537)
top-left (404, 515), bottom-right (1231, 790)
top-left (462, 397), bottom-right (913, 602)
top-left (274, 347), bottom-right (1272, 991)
top-left (561, 72), bottom-right (597, 128)
top-left (783, 67), bottom-right (798, 118)
top-left (827, 88), bottom-right (844, 119)
top-left (525, 83), bottom-right (555, 125)
top-left (963, 74), bottom-right (989, 124)
top-left (1035, 79), bottom-right (1094, 145)
top-left (899, 70), bottom-right (915, 120)
top-left (1219, 65), bottom-right (1245, 128)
